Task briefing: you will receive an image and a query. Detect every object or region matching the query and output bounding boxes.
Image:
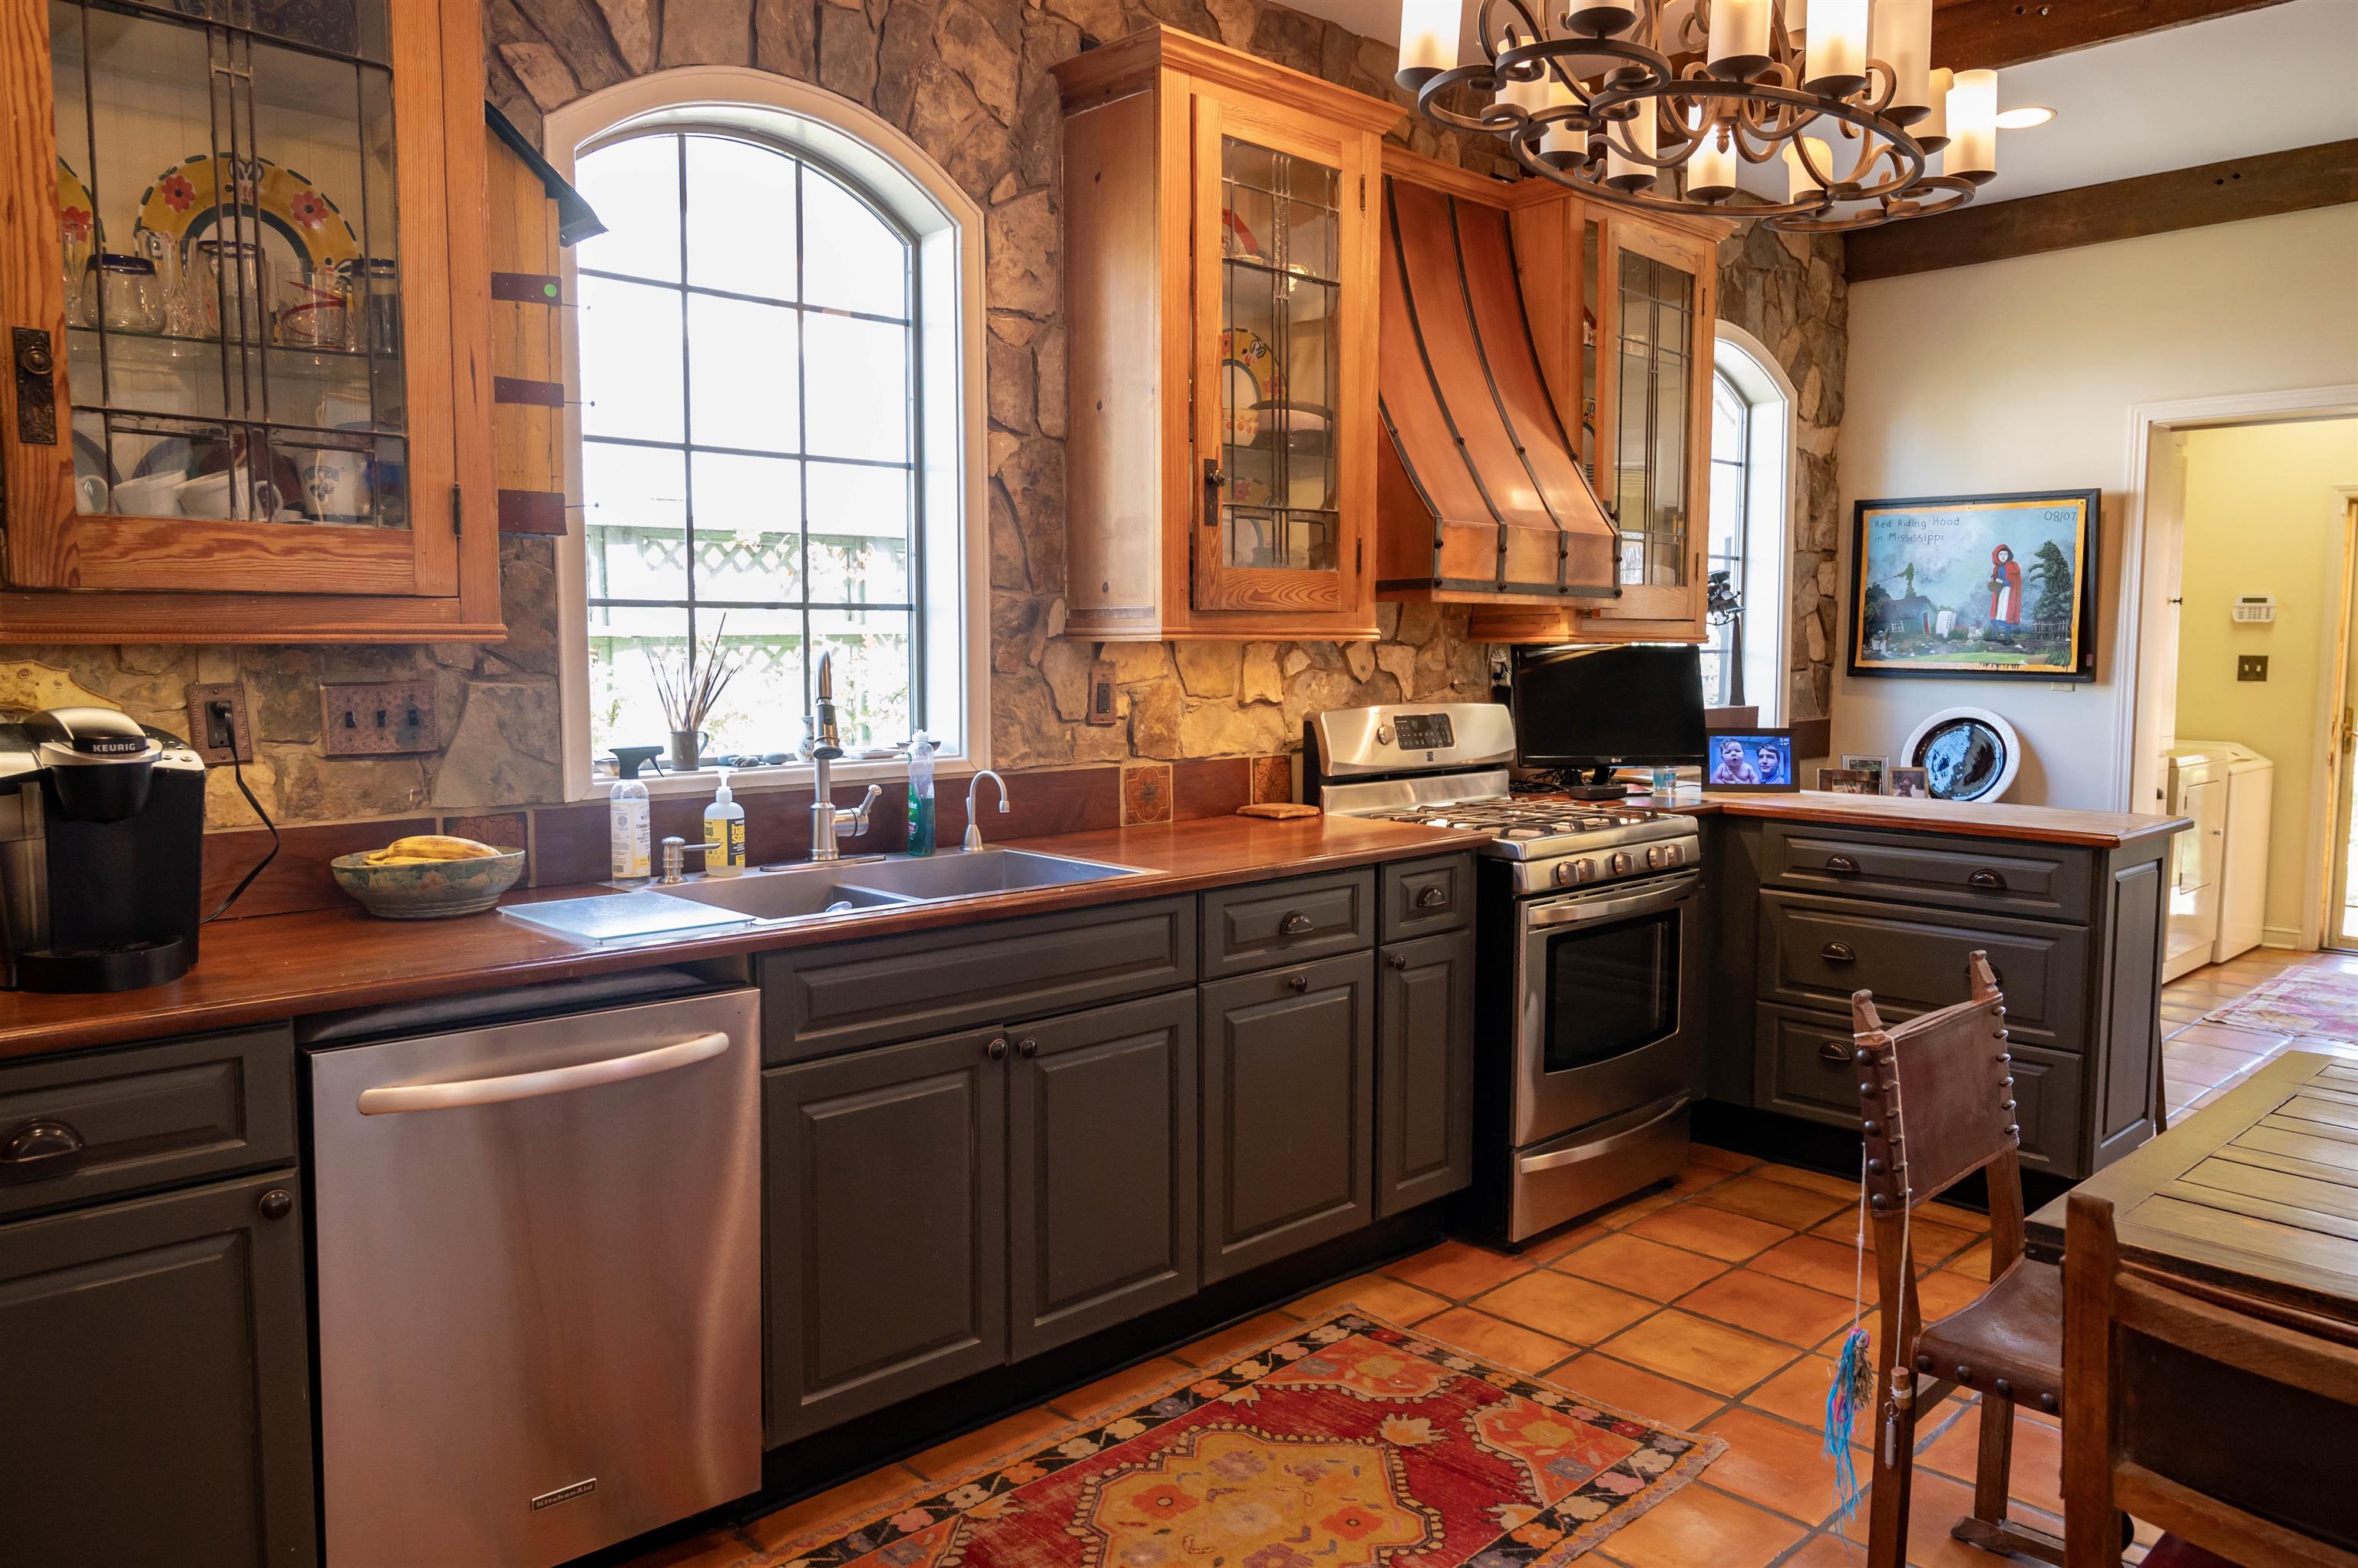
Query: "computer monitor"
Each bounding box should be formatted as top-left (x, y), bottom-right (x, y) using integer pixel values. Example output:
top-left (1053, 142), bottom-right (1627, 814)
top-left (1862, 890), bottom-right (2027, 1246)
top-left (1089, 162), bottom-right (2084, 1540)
top-left (1510, 644), bottom-right (1706, 797)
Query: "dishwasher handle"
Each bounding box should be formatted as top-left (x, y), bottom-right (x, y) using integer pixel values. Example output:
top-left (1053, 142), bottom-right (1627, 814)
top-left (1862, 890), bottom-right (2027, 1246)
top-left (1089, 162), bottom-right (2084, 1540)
top-left (355, 1030), bottom-right (732, 1115)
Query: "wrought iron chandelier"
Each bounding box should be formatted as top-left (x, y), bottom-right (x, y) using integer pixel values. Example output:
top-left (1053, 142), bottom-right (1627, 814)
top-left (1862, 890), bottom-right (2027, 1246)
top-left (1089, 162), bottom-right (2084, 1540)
top-left (1395, 0), bottom-right (2000, 231)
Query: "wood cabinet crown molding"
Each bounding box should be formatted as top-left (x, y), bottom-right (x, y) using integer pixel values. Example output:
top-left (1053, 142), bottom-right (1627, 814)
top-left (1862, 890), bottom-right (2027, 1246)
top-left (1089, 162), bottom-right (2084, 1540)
top-left (1052, 25), bottom-right (1407, 135)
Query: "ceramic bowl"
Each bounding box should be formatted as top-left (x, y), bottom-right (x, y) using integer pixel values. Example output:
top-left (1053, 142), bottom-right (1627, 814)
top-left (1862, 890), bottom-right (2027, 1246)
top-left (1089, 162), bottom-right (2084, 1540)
top-left (330, 847), bottom-right (525, 919)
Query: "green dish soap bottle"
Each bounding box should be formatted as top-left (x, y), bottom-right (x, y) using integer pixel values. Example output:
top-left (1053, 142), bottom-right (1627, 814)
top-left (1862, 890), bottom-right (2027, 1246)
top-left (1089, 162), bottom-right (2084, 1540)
top-left (907, 731), bottom-right (937, 857)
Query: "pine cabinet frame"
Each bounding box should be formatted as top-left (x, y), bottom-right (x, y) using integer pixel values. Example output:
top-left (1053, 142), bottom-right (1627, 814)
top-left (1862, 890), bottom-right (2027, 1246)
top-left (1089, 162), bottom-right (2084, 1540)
top-left (0, 0), bottom-right (501, 643)
top-left (1055, 27), bottom-right (1399, 642)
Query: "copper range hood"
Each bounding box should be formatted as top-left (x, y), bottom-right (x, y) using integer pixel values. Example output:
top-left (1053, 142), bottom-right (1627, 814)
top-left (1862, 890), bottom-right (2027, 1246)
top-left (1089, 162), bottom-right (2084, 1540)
top-left (1376, 171), bottom-right (1618, 604)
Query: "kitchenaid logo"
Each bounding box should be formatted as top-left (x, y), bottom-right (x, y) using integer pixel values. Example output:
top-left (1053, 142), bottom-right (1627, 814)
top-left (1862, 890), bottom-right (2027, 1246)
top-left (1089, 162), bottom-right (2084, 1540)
top-left (530, 1478), bottom-right (597, 1510)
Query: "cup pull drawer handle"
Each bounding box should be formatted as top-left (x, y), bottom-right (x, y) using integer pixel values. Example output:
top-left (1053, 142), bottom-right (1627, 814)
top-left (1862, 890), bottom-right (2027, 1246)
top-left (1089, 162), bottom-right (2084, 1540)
top-left (1821, 942), bottom-right (1857, 964)
top-left (2, 1117), bottom-right (86, 1170)
top-left (1824, 854), bottom-right (1860, 873)
top-left (1413, 886), bottom-right (1448, 909)
top-left (1817, 1040), bottom-right (1854, 1065)
top-left (1969, 869), bottom-right (2008, 891)
top-left (1280, 912), bottom-right (1313, 936)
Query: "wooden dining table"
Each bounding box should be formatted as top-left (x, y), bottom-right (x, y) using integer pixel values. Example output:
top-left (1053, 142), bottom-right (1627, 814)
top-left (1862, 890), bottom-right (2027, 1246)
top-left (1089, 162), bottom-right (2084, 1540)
top-left (2026, 1049), bottom-right (2358, 1326)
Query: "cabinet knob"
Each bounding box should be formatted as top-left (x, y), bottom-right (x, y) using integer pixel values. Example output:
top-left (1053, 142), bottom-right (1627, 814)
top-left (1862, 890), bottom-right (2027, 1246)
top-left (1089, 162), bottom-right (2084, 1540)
top-left (1968, 869), bottom-right (2007, 891)
top-left (1286, 972), bottom-right (1310, 992)
top-left (1017, 1037), bottom-right (1038, 1058)
top-left (1821, 941), bottom-right (1857, 964)
top-left (1385, 952), bottom-right (1409, 970)
top-left (1413, 886), bottom-right (1448, 909)
top-left (2, 1117), bottom-right (85, 1173)
top-left (1279, 911), bottom-right (1313, 936)
top-left (258, 1188), bottom-right (293, 1221)
top-left (1825, 854), bottom-right (1859, 873)
top-left (986, 1036), bottom-right (1009, 1061)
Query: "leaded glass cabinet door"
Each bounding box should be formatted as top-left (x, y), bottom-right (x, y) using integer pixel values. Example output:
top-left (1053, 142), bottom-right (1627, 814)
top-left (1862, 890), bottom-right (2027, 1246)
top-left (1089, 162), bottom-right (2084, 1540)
top-left (1190, 93), bottom-right (1372, 618)
top-left (6, 0), bottom-right (461, 598)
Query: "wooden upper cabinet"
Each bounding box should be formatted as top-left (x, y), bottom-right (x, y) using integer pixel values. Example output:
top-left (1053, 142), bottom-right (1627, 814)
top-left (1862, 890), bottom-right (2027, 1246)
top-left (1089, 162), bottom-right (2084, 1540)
top-left (1471, 208), bottom-right (1723, 645)
top-left (0, 0), bottom-right (500, 643)
top-left (1055, 28), bottom-right (1398, 642)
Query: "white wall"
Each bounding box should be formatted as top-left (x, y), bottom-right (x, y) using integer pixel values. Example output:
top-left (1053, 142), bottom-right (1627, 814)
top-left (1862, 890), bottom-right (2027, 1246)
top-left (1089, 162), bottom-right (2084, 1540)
top-left (1832, 204), bottom-right (2358, 808)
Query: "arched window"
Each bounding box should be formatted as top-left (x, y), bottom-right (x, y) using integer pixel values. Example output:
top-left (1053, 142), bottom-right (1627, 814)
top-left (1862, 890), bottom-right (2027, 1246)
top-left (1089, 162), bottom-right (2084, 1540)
top-left (546, 69), bottom-right (987, 797)
top-left (573, 130), bottom-right (916, 760)
top-left (1706, 327), bottom-right (1795, 721)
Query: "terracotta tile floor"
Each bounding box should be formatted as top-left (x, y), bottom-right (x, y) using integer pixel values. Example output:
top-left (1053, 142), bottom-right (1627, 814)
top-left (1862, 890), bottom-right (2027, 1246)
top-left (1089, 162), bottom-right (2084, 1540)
top-left (629, 949), bottom-right (2358, 1568)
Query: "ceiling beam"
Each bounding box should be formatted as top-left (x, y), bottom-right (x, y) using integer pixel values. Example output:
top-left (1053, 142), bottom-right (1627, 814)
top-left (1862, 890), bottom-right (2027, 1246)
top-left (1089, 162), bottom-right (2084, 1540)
top-left (1845, 139), bottom-right (2358, 282)
top-left (1931, 0), bottom-right (2294, 71)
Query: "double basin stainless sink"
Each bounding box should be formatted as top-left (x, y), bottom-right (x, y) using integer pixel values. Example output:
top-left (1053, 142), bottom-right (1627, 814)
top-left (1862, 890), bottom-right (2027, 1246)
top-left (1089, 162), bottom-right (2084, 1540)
top-left (657, 847), bottom-right (1142, 923)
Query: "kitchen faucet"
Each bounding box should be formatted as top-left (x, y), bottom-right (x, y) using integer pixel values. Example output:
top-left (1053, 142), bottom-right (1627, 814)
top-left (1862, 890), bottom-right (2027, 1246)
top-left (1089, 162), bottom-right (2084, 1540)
top-left (963, 770), bottom-right (1009, 850)
top-left (806, 651), bottom-right (881, 862)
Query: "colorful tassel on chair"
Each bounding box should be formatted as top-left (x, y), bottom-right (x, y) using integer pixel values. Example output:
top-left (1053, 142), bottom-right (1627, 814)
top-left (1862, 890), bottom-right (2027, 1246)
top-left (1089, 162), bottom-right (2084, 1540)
top-left (1823, 1324), bottom-right (1873, 1530)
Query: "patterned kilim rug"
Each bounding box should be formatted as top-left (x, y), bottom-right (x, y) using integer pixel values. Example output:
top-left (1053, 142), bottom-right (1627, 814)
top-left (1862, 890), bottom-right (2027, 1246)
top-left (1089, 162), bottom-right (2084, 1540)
top-left (2201, 959), bottom-right (2358, 1040)
top-left (752, 1311), bottom-right (1722, 1568)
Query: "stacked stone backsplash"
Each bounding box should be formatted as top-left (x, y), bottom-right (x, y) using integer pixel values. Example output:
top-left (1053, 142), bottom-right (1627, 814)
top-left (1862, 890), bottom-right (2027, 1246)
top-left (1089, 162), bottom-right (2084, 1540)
top-left (3, 0), bottom-right (1844, 895)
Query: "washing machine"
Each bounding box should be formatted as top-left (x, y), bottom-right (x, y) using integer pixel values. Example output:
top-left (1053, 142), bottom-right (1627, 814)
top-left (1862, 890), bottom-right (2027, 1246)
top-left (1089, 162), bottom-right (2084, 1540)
top-left (2165, 741), bottom-right (2274, 979)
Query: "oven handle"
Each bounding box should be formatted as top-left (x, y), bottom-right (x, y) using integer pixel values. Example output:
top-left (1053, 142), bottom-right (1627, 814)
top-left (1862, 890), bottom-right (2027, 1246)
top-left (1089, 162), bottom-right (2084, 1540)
top-left (1518, 1096), bottom-right (1689, 1175)
top-left (1522, 873), bottom-right (1699, 930)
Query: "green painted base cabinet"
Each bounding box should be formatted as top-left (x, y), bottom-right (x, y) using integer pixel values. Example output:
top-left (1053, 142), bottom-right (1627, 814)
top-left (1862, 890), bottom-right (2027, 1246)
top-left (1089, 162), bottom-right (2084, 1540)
top-left (0, 1169), bottom-right (315, 1566)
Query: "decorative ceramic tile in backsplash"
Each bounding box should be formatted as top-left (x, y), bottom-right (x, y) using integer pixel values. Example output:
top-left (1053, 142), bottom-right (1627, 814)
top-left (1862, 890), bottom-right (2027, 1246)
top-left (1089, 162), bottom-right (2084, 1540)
top-left (1122, 764), bottom-right (1172, 827)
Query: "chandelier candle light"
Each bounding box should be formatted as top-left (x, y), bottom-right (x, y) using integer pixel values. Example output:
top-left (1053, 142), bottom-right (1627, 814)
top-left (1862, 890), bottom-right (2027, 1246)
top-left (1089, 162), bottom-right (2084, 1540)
top-left (1395, 0), bottom-right (2003, 231)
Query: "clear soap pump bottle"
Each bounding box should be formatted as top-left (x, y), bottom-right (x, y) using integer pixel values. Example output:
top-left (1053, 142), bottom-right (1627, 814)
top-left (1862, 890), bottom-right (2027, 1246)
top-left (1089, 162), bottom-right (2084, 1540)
top-left (702, 766), bottom-right (746, 877)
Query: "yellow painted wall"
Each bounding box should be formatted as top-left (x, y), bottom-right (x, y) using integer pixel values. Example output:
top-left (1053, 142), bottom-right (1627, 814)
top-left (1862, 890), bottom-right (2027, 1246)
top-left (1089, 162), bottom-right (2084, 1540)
top-left (2175, 418), bottom-right (2358, 942)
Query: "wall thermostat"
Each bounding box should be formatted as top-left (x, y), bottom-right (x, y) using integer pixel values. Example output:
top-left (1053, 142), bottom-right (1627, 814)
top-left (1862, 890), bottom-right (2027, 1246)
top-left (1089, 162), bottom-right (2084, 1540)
top-left (2231, 595), bottom-right (2277, 623)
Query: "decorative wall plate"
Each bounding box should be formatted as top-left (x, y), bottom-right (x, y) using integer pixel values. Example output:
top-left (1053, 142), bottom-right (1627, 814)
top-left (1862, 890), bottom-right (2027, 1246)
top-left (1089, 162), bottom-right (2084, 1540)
top-left (1219, 326), bottom-right (1281, 447)
top-left (133, 153), bottom-right (359, 274)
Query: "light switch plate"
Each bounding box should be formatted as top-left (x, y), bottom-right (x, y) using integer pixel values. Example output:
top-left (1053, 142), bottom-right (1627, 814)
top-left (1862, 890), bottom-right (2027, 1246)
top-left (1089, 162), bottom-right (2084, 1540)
top-left (184, 682), bottom-right (253, 764)
top-left (320, 679), bottom-right (439, 755)
top-left (2237, 654), bottom-right (2270, 683)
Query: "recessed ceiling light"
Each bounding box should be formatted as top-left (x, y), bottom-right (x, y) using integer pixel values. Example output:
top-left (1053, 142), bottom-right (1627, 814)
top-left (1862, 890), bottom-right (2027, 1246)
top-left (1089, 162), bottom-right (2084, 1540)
top-left (1996, 106), bottom-right (2057, 129)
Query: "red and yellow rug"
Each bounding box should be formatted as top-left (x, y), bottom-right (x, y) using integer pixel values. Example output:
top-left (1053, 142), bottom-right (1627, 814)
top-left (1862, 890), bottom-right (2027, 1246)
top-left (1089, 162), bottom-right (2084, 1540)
top-left (756, 1312), bottom-right (1723, 1568)
top-left (2202, 959), bottom-right (2358, 1040)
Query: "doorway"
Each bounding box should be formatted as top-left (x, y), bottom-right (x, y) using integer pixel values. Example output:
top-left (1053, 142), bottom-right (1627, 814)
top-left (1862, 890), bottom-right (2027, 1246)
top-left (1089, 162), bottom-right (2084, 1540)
top-left (2322, 495), bottom-right (2358, 950)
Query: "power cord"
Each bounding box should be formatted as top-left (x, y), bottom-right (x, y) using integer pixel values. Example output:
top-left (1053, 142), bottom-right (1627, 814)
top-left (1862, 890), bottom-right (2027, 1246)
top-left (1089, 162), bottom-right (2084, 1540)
top-left (201, 705), bottom-right (279, 925)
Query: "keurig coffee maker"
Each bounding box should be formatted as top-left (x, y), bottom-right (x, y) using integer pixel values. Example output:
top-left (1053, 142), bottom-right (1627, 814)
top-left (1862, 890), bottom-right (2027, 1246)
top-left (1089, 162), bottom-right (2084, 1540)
top-left (0, 707), bottom-right (206, 992)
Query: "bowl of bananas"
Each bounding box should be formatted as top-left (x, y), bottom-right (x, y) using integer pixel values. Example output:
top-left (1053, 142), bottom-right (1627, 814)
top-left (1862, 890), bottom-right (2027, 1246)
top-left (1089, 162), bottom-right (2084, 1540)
top-left (331, 834), bottom-right (526, 920)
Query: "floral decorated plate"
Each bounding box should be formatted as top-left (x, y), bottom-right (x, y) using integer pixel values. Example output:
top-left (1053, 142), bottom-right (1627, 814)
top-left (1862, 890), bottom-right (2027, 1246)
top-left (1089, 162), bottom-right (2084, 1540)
top-left (133, 152), bottom-right (359, 273)
top-left (1220, 326), bottom-right (1282, 447)
top-left (58, 158), bottom-right (101, 263)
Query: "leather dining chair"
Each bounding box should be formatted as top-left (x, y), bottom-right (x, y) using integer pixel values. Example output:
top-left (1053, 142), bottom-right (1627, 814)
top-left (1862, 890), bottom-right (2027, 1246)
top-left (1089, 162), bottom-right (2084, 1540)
top-left (1854, 952), bottom-right (2065, 1568)
top-left (2062, 1192), bottom-right (2358, 1568)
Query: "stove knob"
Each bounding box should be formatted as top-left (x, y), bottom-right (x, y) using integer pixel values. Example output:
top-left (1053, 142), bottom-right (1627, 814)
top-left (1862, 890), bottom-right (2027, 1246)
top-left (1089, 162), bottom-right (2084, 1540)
top-left (1376, 724), bottom-right (1392, 745)
top-left (1665, 843), bottom-right (1683, 867)
top-left (1610, 850), bottom-right (1633, 876)
top-left (1645, 845), bottom-right (1663, 870)
top-left (1552, 861), bottom-right (1574, 887)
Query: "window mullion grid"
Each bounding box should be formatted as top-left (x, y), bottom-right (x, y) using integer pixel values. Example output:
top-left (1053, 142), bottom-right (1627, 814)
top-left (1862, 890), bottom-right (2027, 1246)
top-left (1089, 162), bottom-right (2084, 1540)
top-left (795, 160), bottom-right (813, 728)
top-left (675, 132), bottom-right (699, 684)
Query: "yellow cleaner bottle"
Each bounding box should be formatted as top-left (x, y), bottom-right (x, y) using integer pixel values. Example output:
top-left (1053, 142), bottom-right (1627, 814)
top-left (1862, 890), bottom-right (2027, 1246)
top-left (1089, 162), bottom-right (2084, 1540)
top-left (703, 766), bottom-right (746, 877)
top-left (609, 775), bottom-right (650, 880)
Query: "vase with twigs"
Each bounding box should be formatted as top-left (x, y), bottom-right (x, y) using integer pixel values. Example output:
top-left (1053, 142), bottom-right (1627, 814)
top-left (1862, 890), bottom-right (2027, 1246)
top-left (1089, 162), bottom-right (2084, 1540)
top-left (649, 616), bottom-right (743, 771)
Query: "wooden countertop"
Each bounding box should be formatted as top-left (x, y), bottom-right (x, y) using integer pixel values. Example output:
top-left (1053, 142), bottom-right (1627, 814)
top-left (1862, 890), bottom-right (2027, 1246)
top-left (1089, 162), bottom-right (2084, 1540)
top-left (1667, 789), bottom-right (2191, 850)
top-left (0, 815), bottom-right (1489, 1063)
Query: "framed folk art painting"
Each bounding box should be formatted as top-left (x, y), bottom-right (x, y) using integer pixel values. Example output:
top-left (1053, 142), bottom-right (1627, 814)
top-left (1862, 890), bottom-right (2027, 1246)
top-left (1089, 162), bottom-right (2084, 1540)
top-left (1848, 490), bottom-right (2100, 681)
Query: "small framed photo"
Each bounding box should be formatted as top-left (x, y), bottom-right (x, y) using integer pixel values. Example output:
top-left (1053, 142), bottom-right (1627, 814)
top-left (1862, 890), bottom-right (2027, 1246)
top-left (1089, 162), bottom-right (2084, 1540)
top-left (1887, 765), bottom-right (1931, 798)
top-left (1841, 754), bottom-right (1888, 793)
top-left (1818, 767), bottom-right (1879, 795)
top-left (1705, 728), bottom-right (1800, 792)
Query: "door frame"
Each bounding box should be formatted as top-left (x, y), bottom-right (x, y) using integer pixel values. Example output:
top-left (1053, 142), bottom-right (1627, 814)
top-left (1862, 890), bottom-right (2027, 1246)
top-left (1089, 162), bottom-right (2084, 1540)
top-left (2317, 488), bottom-right (2358, 949)
top-left (2114, 384), bottom-right (2358, 817)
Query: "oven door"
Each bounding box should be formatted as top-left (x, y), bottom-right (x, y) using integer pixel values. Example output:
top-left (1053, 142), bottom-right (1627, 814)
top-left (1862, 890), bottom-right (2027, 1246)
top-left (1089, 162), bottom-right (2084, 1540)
top-left (1512, 870), bottom-right (1698, 1147)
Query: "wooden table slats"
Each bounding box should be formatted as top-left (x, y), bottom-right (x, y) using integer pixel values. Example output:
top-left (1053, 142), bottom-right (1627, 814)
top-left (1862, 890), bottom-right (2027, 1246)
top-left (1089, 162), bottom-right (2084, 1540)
top-left (2029, 1051), bottom-right (2358, 1325)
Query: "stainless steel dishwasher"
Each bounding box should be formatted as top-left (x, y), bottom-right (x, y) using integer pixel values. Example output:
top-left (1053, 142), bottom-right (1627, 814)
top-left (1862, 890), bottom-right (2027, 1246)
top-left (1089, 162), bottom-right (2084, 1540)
top-left (309, 982), bottom-right (761, 1567)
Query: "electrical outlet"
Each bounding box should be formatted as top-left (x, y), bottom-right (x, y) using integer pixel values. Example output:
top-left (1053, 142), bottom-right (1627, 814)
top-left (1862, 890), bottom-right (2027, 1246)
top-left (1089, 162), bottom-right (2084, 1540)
top-left (2237, 655), bottom-right (2270, 683)
top-left (184, 683), bottom-right (253, 764)
top-left (319, 680), bottom-right (439, 756)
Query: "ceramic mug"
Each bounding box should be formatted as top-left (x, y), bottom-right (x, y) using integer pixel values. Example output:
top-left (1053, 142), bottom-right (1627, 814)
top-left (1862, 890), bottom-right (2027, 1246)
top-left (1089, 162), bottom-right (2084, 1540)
top-left (173, 467), bottom-right (280, 521)
top-left (111, 470), bottom-right (181, 517)
top-left (74, 474), bottom-right (108, 514)
top-left (297, 447), bottom-right (371, 523)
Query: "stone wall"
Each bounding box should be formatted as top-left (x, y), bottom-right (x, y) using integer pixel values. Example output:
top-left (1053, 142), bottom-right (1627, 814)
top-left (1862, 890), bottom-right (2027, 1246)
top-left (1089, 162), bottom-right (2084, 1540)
top-left (9, 0), bottom-right (1844, 831)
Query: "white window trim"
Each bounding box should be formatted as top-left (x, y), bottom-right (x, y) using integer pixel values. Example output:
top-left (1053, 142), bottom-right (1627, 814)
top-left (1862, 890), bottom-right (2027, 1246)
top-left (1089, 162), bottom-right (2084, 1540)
top-left (543, 66), bottom-right (991, 801)
top-left (1712, 322), bottom-right (1797, 725)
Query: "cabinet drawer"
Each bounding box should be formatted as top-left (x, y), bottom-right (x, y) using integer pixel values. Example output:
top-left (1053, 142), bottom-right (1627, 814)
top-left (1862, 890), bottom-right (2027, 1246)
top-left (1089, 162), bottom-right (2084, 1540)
top-left (760, 896), bottom-right (1195, 1062)
top-left (0, 1028), bottom-right (296, 1220)
top-left (1201, 870), bottom-right (1374, 978)
top-left (1758, 891), bottom-right (2088, 1050)
top-left (1762, 822), bottom-right (2091, 924)
top-left (1380, 854), bottom-right (1474, 942)
top-left (1754, 1002), bottom-right (2084, 1175)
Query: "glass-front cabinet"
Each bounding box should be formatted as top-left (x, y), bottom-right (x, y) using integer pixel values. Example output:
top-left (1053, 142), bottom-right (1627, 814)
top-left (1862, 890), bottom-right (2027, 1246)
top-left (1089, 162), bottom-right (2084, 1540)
top-left (0, 0), bottom-right (497, 642)
top-left (1475, 209), bottom-right (1718, 645)
top-left (1055, 26), bottom-right (1392, 641)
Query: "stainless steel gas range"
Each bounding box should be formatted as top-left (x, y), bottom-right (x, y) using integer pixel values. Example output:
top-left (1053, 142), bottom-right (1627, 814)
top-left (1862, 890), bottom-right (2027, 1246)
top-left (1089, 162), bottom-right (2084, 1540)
top-left (1307, 702), bottom-right (1701, 1244)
